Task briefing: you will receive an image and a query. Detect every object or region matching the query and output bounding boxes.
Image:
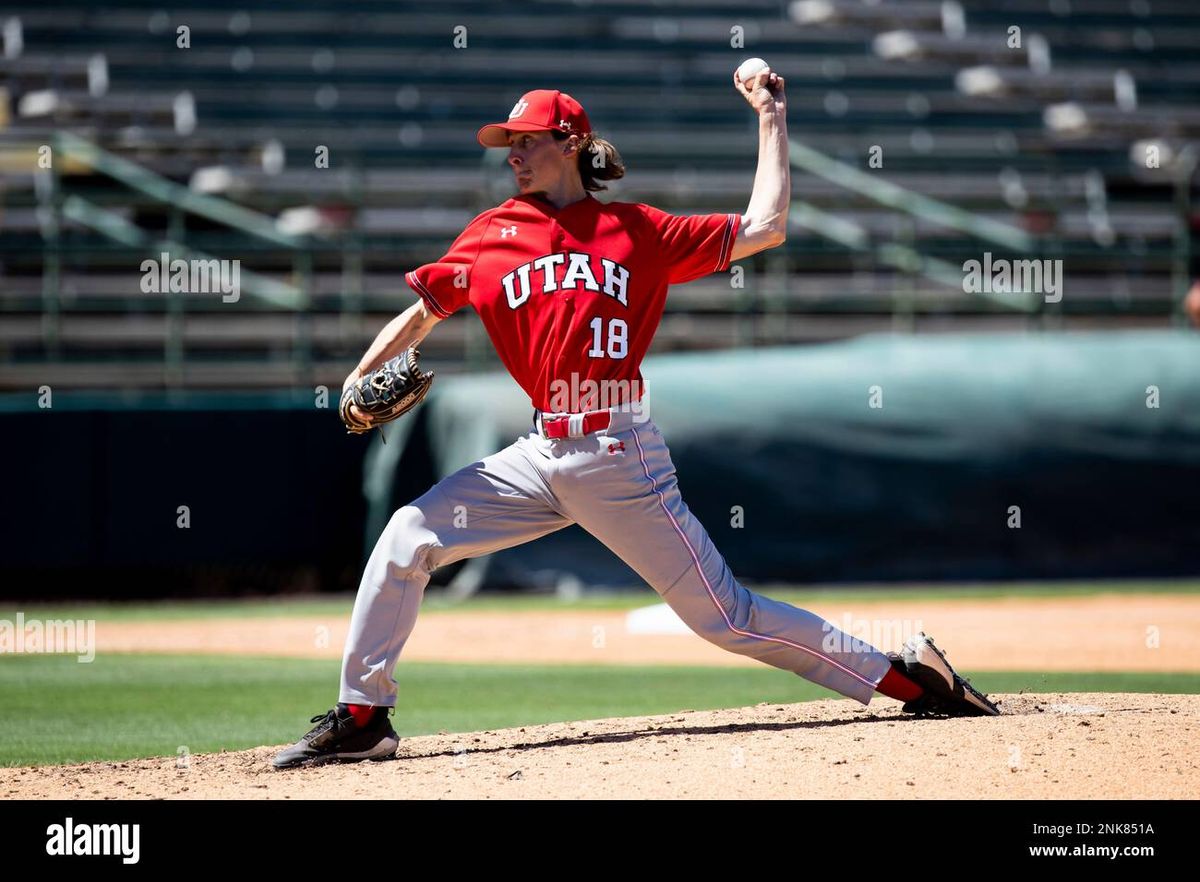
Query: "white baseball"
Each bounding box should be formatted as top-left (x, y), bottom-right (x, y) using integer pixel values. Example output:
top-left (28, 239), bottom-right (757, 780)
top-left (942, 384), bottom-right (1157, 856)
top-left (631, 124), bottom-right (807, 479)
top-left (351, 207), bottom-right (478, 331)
top-left (737, 57), bottom-right (769, 86)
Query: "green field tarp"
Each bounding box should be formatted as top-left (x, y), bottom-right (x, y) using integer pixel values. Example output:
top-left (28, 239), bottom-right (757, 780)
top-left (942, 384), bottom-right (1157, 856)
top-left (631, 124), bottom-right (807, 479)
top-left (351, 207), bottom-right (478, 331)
top-left (366, 331), bottom-right (1200, 588)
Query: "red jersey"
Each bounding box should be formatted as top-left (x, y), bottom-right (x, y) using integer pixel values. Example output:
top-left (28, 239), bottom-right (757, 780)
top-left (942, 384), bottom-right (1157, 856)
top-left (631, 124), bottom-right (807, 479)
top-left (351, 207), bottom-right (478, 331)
top-left (405, 192), bottom-right (740, 412)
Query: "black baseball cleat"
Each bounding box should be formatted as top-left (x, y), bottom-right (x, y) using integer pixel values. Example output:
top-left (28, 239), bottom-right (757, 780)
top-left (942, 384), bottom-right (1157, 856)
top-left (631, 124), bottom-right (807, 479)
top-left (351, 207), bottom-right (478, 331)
top-left (890, 632), bottom-right (1001, 717)
top-left (271, 703), bottom-right (400, 769)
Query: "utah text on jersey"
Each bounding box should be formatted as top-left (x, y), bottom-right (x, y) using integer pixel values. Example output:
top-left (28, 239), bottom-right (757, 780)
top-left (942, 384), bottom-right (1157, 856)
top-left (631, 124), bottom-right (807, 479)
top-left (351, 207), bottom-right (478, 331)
top-left (501, 252), bottom-right (632, 309)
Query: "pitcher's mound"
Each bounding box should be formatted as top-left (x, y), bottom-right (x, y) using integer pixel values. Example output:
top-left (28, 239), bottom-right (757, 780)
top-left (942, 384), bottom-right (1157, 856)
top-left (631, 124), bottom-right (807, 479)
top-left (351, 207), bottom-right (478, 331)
top-left (4, 693), bottom-right (1196, 799)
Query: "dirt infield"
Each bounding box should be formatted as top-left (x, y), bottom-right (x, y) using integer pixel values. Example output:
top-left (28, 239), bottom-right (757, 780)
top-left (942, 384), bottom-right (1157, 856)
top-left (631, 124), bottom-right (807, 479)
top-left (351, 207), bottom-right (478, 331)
top-left (90, 593), bottom-right (1200, 671)
top-left (3, 692), bottom-right (1195, 799)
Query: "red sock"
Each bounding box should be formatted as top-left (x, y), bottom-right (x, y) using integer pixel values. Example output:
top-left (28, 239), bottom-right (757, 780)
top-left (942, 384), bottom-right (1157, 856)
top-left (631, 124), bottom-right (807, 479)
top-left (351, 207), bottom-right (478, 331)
top-left (876, 667), bottom-right (924, 702)
top-left (345, 703), bottom-right (378, 727)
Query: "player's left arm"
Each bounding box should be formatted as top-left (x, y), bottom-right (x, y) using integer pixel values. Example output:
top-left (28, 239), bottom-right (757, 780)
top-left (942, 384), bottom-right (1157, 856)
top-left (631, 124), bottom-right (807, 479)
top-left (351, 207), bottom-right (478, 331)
top-left (730, 65), bottom-right (789, 262)
top-left (342, 298), bottom-right (441, 393)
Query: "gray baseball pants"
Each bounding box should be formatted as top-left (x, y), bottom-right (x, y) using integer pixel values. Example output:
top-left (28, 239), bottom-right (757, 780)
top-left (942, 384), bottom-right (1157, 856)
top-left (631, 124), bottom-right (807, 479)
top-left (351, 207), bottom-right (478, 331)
top-left (339, 402), bottom-right (893, 708)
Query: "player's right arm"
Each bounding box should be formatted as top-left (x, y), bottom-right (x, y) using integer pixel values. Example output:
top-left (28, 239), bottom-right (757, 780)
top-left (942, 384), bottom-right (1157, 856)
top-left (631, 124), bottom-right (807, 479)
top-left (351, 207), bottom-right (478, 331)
top-left (730, 64), bottom-right (788, 262)
top-left (639, 68), bottom-right (789, 284)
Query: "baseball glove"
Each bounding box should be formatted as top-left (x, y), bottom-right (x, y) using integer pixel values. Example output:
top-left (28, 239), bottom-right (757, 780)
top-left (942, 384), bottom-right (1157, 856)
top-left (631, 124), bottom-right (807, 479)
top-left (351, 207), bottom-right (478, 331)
top-left (339, 347), bottom-right (435, 435)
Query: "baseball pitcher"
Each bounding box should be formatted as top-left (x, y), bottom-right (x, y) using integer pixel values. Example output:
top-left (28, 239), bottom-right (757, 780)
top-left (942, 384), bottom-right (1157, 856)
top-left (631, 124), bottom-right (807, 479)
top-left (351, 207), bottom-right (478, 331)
top-left (274, 67), bottom-right (998, 769)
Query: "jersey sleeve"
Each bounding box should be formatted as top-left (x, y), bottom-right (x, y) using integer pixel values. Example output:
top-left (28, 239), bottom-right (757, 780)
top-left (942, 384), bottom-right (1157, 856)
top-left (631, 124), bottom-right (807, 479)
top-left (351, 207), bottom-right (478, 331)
top-left (404, 209), bottom-right (494, 318)
top-left (638, 204), bottom-right (741, 285)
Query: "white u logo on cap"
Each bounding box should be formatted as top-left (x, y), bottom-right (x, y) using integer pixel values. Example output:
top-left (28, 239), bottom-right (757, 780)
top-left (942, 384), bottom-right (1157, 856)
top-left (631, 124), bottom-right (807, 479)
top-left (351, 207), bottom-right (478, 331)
top-left (509, 99), bottom-right (528, 119)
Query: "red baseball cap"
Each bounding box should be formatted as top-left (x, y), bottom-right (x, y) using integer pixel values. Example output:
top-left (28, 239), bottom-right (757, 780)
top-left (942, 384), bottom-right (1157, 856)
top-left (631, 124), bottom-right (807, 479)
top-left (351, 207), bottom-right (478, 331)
top-left (476, 89), bottom-right (592, 148)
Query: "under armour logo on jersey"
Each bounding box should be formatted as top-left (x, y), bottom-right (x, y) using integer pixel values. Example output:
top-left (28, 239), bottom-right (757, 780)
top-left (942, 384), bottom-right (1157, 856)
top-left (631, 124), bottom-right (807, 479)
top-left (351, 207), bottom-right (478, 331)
top-left (500, 225), bottom-right (518, 238)
top-left (607, 441), bottom-right (626, 454)
top-left (508, 99), bottom-right (529, 119)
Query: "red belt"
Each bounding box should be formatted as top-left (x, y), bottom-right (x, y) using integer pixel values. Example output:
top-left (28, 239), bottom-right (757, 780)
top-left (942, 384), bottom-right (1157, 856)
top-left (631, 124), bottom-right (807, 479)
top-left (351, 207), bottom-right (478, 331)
top-left (538, 409), bottom-right (612, 439)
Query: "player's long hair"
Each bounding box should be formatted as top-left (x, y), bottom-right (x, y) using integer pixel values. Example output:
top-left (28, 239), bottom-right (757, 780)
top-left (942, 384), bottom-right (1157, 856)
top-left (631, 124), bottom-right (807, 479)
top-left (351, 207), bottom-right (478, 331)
top-left (553, 130), bottom-right (625, 192)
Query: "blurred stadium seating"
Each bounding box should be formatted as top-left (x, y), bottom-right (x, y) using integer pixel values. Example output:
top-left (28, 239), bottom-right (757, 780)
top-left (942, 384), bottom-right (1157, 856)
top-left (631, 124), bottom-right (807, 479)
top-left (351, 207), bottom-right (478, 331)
top-left (1, 0), bottom-right (1198, 392)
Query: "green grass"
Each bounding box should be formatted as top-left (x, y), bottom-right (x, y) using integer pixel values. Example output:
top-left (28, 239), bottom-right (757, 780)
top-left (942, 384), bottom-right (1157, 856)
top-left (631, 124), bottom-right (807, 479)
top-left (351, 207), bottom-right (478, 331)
top-left (3, 578), bottom-right (1198, 624)
top-left (2, 654), bottom-right (1198, 767)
